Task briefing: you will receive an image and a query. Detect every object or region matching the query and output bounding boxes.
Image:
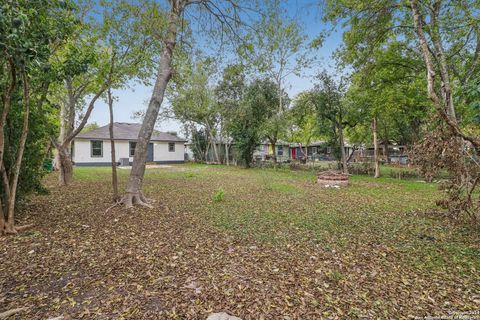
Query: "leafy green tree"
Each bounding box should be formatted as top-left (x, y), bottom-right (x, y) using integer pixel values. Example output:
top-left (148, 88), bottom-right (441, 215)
top-left (122, 0), bottom-right (257, 208)
top-left (231, 79), bottom-right (277, 167)
top-left (0, 0), bottom-right (75, 234)
top-left (215, 64), bottom-right (247, 165)
top-left (289, 92), bottom-right (322, 161)
top-left (344, 41), bottom-right (430, 176)
top-left (98, 0), bottom-right (163, 201)
top-left (323, 0), bottom-right (480, 218)
top-left (239, 0), bottom-right (312, 161)
top-left (170, 58), bottom-right (222, 163)
top-left (308, 72), bottom-right (355, 174)
top-left (50, 5), bottom-right (111, 186)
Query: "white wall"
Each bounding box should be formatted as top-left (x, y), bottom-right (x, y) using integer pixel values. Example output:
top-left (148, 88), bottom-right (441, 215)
top-left (73, 139), bottom-right (184, 163)
top-left (154, 142), bottom-right (184, 162)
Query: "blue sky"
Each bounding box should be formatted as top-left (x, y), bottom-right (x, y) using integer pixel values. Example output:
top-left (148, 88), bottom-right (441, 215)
top-left (88, 0), bottom-right (344, 134)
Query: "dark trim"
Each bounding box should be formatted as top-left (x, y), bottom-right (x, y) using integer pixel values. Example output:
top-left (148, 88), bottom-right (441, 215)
top-left (90, 140), bottom-right (103, 157)
top-left (129, 141), bottom-right (136, 157)
top-left (75, 160), bottom-right (185, 167)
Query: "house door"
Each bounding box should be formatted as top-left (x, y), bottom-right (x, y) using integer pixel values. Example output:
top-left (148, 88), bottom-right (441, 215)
top-left (147, 143), bottom-right (154, 162)
top-left (291, 148), bottom-right (296, 159)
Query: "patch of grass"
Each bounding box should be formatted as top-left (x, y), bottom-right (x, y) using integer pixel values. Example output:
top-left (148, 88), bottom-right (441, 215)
top-left (212, 188), bottom-right (225, 202)
top-left (72, 164), bottom-right (478, 276)
top-left (265, 182), bottom-right (303, 194)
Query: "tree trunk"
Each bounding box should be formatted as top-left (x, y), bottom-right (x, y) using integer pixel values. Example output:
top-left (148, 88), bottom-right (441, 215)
top-left (338, 120), bottom-right (348, 174)
top-left (0, 60), bottom-right (16, 185)
top-left (410, 0), bottom-right (479, 152)
top-left (107, 88), bottom-right (120, 202)
top-left (57, 144), bottom-right (73, 186)
top-left (205, 140), bottom-right (211, 162)
top-left (122, 1), bottom-right (183, 208)
top-left (4, 73), bottom-right (30, 234)
top-left (206, 123), bottom-right (220, 164)
top-left (373, 117), bottom-right (380, 178)
top-left (225, 141), bottom-right (229, 165)
top-left (269, 138), bottom-right (277, 163)
top-left (53, 84), bottom-right (105, 186)
top-left (55, 94), bottom-right (67, 171)
top-left (383, 139), bottom-right (390, 164)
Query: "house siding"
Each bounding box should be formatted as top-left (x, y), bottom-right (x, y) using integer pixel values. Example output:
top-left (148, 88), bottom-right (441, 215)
top-left (73, 139), bottom-right (184, 165)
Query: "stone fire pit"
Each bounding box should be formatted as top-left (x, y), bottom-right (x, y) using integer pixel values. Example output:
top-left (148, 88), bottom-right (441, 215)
top-left (317, 171), bottom-right (349, 187)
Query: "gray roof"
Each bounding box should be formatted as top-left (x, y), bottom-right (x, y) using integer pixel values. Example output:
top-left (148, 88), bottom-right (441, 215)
top-left (75, 123), bottom-right (186, 142)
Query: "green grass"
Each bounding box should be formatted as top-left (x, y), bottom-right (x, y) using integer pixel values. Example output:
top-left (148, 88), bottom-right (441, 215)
top-left (73, 164), bottom-right (480, 273)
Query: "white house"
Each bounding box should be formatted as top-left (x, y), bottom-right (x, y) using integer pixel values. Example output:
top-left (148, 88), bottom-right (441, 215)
top-left (72, 122), bottom-right (186, 166)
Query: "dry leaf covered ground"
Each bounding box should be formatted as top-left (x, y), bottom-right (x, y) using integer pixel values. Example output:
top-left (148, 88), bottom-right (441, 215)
top-left (1, 164), bottom-right (479, 319)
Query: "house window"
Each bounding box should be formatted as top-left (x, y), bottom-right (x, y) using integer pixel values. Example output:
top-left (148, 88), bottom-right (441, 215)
top-left (312, 146), bottom-right (317, 154)
top-left (129, 142), bottom-right (136, 157)
top-left (277, 145), bottom-right (283, 156)
top-left (91, 140), bottom-right (103, 157)
top-left (326, 146), bottom-right (332, 154)
top-left (168, 142), bottom-right (175, 152)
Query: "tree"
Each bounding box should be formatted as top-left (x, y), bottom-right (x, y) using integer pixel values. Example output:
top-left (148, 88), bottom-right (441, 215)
top-left (0, 0), bottom-right (74, 234)
top-left (50, 8), bottom-right (110, 186)
top-left (309, 72), bottom-right (354, 174)
top-left (121, 0), bottom-right (255, 208)
top-left (170, 58), bottom-right (221, 163)
top-left (215, 64), bottom-right (247, 165)
top-left (230, 79), bottom-right (278, 167)
top-left (98, 0), bottom-right (162, 201)
top-left (345, 41), bottom-right (430, 177)
top-left (239, 0), bottom-right (311, 161)
top-left (289, 92), bottom-right (322, 161)
top-left (323, 0), bottom-right (480, 220)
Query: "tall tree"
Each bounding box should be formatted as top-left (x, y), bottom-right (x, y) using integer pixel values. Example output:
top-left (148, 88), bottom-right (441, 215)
top-left (230, 79), bottom-right (278, 167)
top-left (323, 0), bottom-right (480, 219)
top-left (170, 58), bottom-right (221, 163)
top-left (310, 72), bottom-right (354, 174)
top-left (289, 92), bottom-right (322, 161)
top-left (98, 0), bottom-right (162, 201)
top-left (0, 0), bottom-right (74, 234)
top-left (215, 64), bottom-right (247, 165)
top-left (239, 0), bottom-right (311, 161)
top-left (50, 6), bottom-right (110, 186)
top-left (120, 0), bottom-right (255, 208)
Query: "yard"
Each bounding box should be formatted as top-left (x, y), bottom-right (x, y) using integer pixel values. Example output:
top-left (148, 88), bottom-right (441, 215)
top-left (1, 164), bottom-right (479, 319)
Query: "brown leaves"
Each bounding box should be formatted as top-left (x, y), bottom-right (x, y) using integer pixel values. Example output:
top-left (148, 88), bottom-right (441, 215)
top-left (0, 166), bottom-right (479, 319)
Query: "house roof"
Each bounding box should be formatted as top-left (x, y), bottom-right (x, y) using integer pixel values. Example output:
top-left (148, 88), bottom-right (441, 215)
top-left (75, 123), bottom-right (187, 142)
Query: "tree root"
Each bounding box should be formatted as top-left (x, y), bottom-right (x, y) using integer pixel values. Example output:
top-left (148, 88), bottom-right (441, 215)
top-left (105, 200), bottom-right (122, 213)
top-left (106, 192), bottom-right (154, 211)
top-left (0, 307), bottom-right (28, 319)
top-left (1, 224), bottom-right (34, 236)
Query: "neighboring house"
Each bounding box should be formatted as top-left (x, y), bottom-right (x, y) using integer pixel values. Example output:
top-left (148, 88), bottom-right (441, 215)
top-left (72, 122), bottom-right (186, 166)
top-left (353, 141), bottom-right (408, 164)
top-left (254, 140), bottom-right (291, 162)
top-left (289, 141), bottom-right (354, 162)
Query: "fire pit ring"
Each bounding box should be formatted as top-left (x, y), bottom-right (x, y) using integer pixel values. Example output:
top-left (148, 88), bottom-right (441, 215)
top-left (317, 171), bottom-right (349, 187)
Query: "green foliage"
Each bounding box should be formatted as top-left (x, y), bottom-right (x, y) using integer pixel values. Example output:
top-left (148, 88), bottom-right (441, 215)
top-left (81, 122), bottom-right (99, 133)
top-left (230, 79), bottom-right (278, 167)
top-left (0, 0), bottom-right (75, 207)
top-left (190, 128), bottom-right (208, 162)
top-left (289, 91), bottom-right (322, 147)
top-left (212, 188), bottom-right (225, 202)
